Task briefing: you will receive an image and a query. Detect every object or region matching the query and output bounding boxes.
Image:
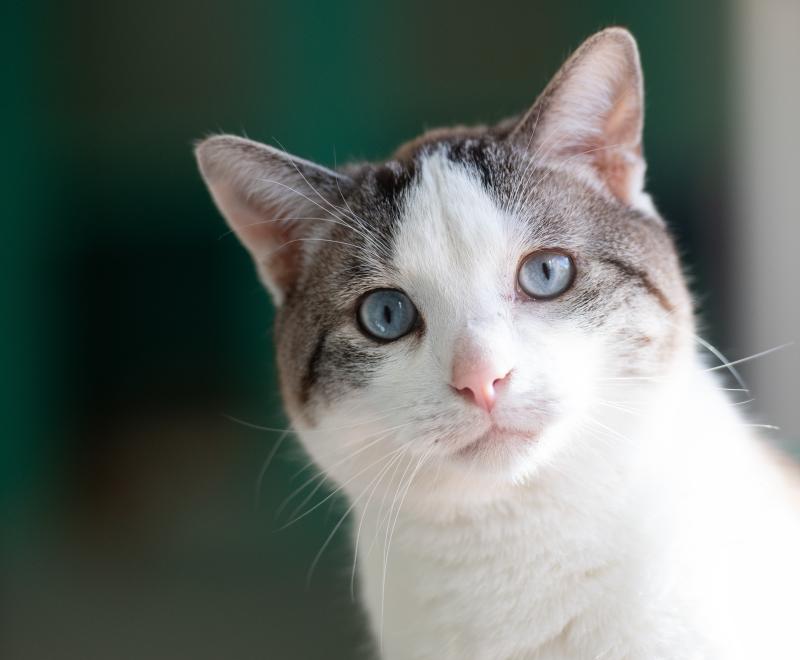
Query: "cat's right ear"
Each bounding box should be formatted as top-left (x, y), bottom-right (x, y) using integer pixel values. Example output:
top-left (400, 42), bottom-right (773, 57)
top-left (508, 28), bottom-right (653, 215)
top-left (195, 135), bottom-right (351, 305)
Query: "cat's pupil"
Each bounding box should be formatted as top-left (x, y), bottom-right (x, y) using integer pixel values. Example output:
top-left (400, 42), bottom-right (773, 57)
top-left (541, 261), bottom-right (551, 280)
top-left (383, 305), bottom-right (392, 325)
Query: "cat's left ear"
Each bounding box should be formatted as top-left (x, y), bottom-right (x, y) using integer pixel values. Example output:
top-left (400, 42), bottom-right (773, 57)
top-left (195, 135), bottom-right (352, 305)
top-left (509, 27), bottom-right (653, 214)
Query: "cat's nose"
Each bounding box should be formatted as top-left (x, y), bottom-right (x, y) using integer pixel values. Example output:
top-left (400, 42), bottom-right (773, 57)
top-left (450, 325), bottom-right (514, 412)
top-left (451, 359), bottom-right (512, 412)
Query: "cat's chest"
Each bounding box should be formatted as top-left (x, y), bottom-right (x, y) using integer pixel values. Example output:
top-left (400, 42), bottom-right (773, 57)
top-left (354, 507), bottom-right (664, 660)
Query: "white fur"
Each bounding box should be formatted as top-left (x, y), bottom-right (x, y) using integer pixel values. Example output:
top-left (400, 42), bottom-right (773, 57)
top-left (353, 373), bottom-right (800, 660)
top-left (293, 154), bottom-right (800, 659)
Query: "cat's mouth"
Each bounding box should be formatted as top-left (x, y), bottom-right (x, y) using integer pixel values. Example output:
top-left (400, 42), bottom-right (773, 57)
top-left (454, 423), bottom-right (540, 457)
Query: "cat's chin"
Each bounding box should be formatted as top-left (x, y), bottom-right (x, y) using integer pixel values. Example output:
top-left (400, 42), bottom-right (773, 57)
top-left (454, 424), bottom-right (541, 459)
top-left (440, 413), bottom-right (575, 485)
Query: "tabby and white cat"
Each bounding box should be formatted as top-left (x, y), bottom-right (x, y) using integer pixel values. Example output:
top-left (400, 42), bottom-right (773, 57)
top-left (196, 28), bottom-right (800, 660)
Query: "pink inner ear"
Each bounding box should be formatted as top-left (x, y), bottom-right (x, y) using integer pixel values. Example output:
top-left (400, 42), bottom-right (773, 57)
top-left (592, 143), bottom-right (644, 206)
top-left (210, 180), bottom-right (299, 298)
top-left (592, 83), bottom-right (644, 205)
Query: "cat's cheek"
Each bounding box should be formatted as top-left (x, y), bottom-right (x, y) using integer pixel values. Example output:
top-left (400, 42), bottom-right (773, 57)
top-left (518, 325), bottom-right (602, 411)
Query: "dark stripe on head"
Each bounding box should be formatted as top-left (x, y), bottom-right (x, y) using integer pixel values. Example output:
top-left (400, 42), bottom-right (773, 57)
top-left (371, 160), bottom-right (417, 206)
top-left (445, 138), bottom-right (495, 189)
top-left (600, 257), bottom-right (674, 312)
top-left (300, 328), bottom-right (328, 405)
top-left (298, 326), bottom-right (383, 407)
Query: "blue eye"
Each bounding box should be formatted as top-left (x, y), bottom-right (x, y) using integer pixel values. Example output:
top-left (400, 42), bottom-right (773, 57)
top-left (357, 289), bottom-right (418, 341)
top-left (518, 251), bottom-right (575, 299)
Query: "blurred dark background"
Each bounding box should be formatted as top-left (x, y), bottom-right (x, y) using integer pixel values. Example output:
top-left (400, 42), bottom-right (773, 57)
top-left (2, 1), bottom-right (797, 658)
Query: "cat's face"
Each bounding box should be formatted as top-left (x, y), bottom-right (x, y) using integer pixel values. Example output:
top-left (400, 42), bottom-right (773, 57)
top-left (197, 28), bottom-right (693, 502)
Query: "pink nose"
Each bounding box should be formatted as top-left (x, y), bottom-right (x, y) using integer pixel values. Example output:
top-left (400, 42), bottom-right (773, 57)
top-left (451, 363), bottom-right (512, 412)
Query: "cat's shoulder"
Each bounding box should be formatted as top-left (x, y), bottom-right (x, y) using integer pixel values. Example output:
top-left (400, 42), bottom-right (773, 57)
top-left (761, 441), bottom-right (800, 511)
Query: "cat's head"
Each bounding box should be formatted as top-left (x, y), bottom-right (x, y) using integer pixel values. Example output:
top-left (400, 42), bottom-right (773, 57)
top-left (197, 28), bottom-right (693, 504)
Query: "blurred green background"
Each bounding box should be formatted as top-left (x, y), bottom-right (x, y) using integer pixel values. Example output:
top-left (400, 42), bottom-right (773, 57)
top-left (0, 1), bottom-right (750, 658)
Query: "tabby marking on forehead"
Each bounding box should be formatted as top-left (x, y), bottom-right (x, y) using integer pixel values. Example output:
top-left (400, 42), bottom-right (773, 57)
top-left (392, 150), bottom-right (516, 301)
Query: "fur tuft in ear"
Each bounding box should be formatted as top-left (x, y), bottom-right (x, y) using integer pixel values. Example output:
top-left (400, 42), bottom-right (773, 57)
top-left (510, 27), bottom-right (653, 214)
top-left (195, 135), bottom-right (351, 304)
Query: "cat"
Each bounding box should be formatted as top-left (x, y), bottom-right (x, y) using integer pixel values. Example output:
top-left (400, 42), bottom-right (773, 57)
top-left (196, 27), bottom-right (800, 660)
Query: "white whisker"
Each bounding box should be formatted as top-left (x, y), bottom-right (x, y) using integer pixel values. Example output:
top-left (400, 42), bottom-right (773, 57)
top-left (693, 334), bottom-right (749, 392)
top-left (703, 342), bottom-right (793, 374)
top-left (305, 444), bottom-right (410, 590)
top-left (254, 429), bottom-right (291, 510)
top-left (277, 442), bottom-right (408, 531)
